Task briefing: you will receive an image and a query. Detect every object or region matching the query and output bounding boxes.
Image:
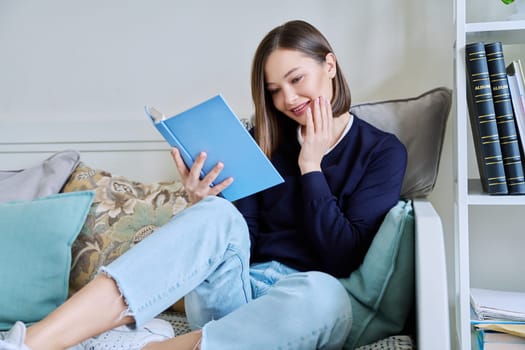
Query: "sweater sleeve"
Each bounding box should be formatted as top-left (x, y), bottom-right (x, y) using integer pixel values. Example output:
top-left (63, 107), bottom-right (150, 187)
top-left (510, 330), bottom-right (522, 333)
top-left (301, 134), bottom-right (407, 277)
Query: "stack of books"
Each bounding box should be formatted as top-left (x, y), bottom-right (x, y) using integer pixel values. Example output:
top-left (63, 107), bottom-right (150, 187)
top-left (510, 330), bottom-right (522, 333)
top-left (471, 287), bottom-right (525, 349)
top-left (465, 41), bottom-right (525, 195)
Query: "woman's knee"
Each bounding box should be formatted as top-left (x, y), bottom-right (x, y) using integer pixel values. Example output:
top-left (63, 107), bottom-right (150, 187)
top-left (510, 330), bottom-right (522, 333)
top-left (275, 271), bottom-right (352, 320)
top-left (205, 195), bottom-right (248, 231)
top-left (300, 271), bottom-right (351, 316)
top-left (188, 196), bottom-right (250, 251)
top-left (198, 196), bottom-right (245, 224)
top-left (269, 271), bottom-right (352, 348)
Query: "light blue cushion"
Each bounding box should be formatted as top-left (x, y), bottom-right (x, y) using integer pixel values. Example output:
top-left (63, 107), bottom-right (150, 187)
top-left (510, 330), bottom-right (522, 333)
top-left (340, 199), bottom-right (415, 349)
top-left (0, 191), bottom-right (94, 330)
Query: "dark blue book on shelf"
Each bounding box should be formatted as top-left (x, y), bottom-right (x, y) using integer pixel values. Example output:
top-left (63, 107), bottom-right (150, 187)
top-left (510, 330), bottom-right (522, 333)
top-left (465, 42), bottom-right (508, 194)
top-left (485, 42), bottom-right (525, 194)
top-left (145, 94), bottom-right (284, 202)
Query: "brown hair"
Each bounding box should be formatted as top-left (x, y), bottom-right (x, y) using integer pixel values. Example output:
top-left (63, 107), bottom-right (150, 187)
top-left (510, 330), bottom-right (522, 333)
top-left (251, 20), bottom-right (351, 157)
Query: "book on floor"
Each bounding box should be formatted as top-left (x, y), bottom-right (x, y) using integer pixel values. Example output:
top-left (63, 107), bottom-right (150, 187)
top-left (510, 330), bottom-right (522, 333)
top-left (145, 94), bottom-right (284, 201)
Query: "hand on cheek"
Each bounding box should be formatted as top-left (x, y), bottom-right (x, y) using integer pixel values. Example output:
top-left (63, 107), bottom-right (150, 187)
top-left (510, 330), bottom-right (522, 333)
top-left (298, 96), bottom-right (334, 174)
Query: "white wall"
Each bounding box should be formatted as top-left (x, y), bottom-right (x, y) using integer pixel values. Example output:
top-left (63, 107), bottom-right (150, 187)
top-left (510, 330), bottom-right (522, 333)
top-left (0, 0), bottom-right (453, 119)
top-left (0, 0), bottom-right (456, 330)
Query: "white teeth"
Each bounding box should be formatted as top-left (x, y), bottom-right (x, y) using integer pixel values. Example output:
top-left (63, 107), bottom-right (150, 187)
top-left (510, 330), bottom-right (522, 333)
top-left (292, 103), bottom-right (307, 113)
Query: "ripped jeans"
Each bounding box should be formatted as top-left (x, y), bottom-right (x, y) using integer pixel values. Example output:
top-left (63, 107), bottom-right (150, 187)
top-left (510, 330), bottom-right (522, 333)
top-left (100, 196), bottom-right (352, 350)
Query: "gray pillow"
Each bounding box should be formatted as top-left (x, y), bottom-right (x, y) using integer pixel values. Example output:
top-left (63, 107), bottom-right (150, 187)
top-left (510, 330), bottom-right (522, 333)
top-left (351, 87), bottom-right (452, 198)
top-left (0, 150), bottom-right (80, 203)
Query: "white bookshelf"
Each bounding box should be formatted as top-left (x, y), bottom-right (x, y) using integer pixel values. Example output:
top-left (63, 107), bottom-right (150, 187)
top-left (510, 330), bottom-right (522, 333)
top-left (454, 1), bottom-right (525, 349)
top-left (468, 179), bottom-right (525, 205)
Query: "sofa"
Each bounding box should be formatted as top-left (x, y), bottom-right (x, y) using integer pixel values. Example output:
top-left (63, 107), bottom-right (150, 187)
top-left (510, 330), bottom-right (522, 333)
top-left (0, 87), bottom-right (452, 349)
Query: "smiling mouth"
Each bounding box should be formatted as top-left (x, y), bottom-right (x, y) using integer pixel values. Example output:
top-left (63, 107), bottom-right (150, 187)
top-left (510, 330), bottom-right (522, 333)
top-left (291, 101), bottom-right (310, 116)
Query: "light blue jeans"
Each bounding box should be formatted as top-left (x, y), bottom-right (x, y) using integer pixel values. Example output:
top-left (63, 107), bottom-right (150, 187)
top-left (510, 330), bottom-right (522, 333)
top-left (101, 196), bottom-right (352, 350)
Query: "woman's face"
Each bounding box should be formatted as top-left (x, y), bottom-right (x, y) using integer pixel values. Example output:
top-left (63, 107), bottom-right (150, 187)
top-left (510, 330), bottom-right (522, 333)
top-left (264, 48), bottom-right (335, 125)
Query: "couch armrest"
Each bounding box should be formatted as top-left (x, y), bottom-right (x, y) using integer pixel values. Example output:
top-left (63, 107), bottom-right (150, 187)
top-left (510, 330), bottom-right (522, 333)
top-left (413, 199), bottom-right (450, 350)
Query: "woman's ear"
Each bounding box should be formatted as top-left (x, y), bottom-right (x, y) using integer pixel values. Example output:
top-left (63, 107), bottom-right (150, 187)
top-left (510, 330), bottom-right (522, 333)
top-left (325, 52), bottom-right (337, 79)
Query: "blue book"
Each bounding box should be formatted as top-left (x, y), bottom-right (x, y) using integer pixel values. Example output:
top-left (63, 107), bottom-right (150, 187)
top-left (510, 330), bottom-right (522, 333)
top-left (145, 94), bottom-right (284, 202)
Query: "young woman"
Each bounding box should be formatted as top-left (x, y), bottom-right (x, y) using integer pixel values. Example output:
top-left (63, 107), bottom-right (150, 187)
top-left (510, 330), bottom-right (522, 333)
top-left (0, 20), bottom-right (407, 350)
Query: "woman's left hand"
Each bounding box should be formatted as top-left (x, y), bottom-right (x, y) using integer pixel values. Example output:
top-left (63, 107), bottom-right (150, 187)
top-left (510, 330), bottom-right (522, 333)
top-left (298, 96), bottom-right (334, 174)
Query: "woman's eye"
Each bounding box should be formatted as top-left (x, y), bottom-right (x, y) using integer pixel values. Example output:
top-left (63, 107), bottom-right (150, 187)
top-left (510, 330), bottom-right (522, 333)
top-left (268, 88), bottom-right (280, 95)
top-left (291, 75), bottom-right (303, 84)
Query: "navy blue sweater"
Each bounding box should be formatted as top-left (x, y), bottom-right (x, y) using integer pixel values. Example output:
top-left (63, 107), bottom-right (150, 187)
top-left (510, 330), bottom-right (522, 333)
top-left (235, 115), bottom-right (407, 278)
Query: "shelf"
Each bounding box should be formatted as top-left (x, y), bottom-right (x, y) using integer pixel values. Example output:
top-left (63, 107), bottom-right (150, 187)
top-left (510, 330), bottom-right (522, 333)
top-left (466, 20), bottom-right (525, 44)
top-left (468, 179), bottom-right (525, 205)
top-left (466, 19), bottom-right (525, 32)
top-left (452, 2), bottom-right (525, 348)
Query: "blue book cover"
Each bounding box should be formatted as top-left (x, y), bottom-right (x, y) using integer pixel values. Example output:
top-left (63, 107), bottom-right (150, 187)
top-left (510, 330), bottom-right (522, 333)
top-left (145, 94), bottom-right (284, 201)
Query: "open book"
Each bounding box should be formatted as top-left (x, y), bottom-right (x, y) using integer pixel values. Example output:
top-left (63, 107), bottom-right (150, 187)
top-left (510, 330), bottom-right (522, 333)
top-left (145, 94), bottom-right (284, 201)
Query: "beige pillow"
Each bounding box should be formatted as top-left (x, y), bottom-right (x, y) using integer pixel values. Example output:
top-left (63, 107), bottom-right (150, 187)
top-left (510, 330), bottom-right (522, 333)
top-left (62, 163), bottom-right (189, 294)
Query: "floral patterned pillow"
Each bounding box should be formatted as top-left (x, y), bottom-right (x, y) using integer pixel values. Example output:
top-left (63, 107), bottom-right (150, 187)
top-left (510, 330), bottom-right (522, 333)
top-left (62, 162), bottom-right (189, 294)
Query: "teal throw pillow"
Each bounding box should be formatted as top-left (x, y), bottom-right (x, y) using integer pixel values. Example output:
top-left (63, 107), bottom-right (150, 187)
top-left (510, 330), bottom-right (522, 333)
top-left (340, 199), bottom-right (415, 349)
top-left (0, 191), bottom-right (94, 330)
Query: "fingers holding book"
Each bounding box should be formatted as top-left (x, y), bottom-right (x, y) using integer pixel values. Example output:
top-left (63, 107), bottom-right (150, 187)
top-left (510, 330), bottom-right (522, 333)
top-left (171, 148), bottom-right (234, 205)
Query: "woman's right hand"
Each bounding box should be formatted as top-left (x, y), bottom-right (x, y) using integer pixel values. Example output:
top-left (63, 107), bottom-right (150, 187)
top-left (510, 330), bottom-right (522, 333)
top-left (171, 148), bottom-right (234, 205)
